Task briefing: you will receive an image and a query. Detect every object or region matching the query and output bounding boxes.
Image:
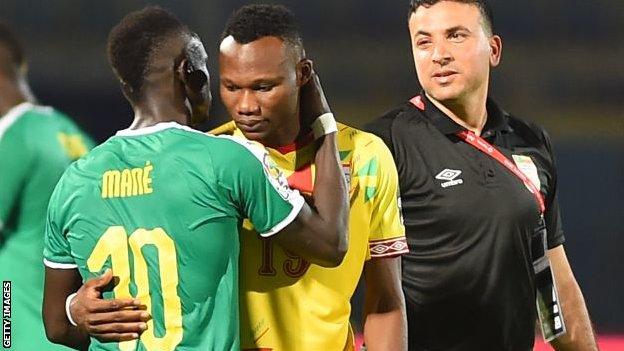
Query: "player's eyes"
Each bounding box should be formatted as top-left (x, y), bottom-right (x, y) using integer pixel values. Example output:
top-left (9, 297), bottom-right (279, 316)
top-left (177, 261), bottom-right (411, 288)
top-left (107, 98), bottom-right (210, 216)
top-left (224, 84), bottom-right (239, 92)
top-left (255, 84), bottom-right (274, 92)
top-left (416, 38), bottom-right (432, 48)
top-left (449, 32), bottom-right (468, 42)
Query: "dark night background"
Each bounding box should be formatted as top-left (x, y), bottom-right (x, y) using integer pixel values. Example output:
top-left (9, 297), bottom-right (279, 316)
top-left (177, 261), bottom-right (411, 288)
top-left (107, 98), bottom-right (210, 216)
top-left (1, 0), bottom-right (622, 334)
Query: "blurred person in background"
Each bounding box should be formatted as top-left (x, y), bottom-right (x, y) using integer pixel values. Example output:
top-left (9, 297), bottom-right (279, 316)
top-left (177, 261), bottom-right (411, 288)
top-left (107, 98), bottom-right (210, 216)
top-left (0, 21), bottom-right (94, 350)
top-left (366, 1), bottom-right (598, 350)
top-left (42, 6), bottom-right (348, 350)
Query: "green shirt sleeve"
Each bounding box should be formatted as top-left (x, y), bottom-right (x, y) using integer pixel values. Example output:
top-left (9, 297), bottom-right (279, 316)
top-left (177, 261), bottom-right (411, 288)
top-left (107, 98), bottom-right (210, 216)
top-left (42, 177), bottom-right (77, 268)
top-left (0, 126), bottom-right (33, 234)
top-left (213, 137), bottom-right (304, 237)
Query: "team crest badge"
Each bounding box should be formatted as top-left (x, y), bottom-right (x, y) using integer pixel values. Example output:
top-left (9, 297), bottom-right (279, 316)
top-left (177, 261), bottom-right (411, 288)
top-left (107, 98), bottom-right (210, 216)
top-left (262, 153), bottom-right (292, 200)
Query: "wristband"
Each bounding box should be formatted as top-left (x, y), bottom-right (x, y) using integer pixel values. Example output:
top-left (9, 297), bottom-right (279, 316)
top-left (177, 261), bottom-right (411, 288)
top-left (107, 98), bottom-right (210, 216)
top-left (311, 113), bottom-right (337, 139)
top-left (65, 292), bottom-right (78, 326)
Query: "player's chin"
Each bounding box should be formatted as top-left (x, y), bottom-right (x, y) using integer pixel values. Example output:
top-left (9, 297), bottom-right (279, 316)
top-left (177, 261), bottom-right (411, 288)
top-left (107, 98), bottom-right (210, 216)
top-left (428, 84), bottom-right (464, 102)
top-left (239, 129), bottom-right (269, 143)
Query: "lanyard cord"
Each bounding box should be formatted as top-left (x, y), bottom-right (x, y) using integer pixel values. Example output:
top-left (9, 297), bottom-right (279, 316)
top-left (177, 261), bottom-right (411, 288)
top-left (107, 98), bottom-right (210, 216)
top-left (409, 95), bottom-right (546, 214)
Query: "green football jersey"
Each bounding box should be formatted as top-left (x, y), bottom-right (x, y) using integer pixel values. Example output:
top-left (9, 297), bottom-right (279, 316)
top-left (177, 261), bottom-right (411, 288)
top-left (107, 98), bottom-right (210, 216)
top-left (0, 102), bottom-right (93, 351)
top-left (43, 122), bottom-right (304, 351)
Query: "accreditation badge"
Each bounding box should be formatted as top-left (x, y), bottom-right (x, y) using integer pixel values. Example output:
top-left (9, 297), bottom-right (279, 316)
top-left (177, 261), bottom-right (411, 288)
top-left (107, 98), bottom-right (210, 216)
top-left (536, 263), bottom-right (566, 341)
top-left (533, 217), bottom-right (566, 341)
top-left (512, 155), bottom-right (541, 190)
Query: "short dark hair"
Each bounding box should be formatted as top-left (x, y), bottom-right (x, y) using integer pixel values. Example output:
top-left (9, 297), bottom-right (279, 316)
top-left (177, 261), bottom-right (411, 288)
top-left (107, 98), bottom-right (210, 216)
top-left (408, 0), bottom-right (495, 35)
top-left (107, 6), bottom-right (188, 100)
top-left (0, 21), bottom-right (25, 69)
top-left (221, 4), bottom-right (303, 55)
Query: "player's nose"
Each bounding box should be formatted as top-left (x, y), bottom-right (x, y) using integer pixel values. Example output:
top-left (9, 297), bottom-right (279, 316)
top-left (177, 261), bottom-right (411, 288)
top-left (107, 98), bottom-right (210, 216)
top-left (431, 42), bottom-right (453, 65)
top-left (237, 90), bottom-right (261, 116)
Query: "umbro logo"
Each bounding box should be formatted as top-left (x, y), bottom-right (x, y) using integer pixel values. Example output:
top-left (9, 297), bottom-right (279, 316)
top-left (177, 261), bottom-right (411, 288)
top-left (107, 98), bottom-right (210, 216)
top-left (435, 169), bottom-right (464, 188)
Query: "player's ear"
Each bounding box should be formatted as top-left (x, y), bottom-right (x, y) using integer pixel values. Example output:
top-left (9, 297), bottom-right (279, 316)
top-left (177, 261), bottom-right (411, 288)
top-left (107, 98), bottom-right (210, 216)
top-left (175, 58), bottom-right (187, 85)
top-left (119, 79), bottom-right (136, 104)
top-left (296, 59), bottom-right (313, 87)
top-left (175, 57), bottom-right (208, 95)
top-left (176, 53), bottom-right (212, 126)
top-left (489, 35), bottom-right (502, 67)
top-left (182, 40), bottom-right (209, 92)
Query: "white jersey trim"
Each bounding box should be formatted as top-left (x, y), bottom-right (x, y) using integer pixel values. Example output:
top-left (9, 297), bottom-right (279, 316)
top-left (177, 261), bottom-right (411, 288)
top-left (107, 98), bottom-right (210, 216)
top-left (259, 195), bottom-right (304, 238)
top-left (43, 258), bottom-right (78, 269)
top-left (0, 102), bottom-right (33, 141)
top-left (115, 121), bottom-right (199, 136)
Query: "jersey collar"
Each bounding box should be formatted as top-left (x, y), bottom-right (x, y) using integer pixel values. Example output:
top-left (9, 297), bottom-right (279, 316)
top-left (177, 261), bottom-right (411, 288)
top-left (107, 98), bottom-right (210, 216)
top-left (412, 92), bottom-right (513, 137)
top-left (482, 99), bottom-right (513, 137)
top-left (227, 122), bottom-right (315, 155)
top-left (272, 133), bottom-right (315, 154)
top-left (115, 121), bottom-right (196, 136)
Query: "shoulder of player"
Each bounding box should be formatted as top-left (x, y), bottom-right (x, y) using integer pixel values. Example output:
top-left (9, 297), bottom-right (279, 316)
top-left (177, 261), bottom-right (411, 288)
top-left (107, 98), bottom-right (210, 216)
top-left (337, 122), bottom-right (390, 155)
top-left (61, 140), bottom-right (109, 175)
top-left (172, 129), bottom-right (267, 167)
top-left (0, 105), bottom-right (55, 145)
top-left (209, 120), bottom-right (237, 136)
top-left (166, 123), bottom-right (249, 148)
top-left (19, 104), bottom-right (68, 124)
top-left (208, 133), bottom-right (267, 161)
top-left (365, 102), bottom-right (426, 144)
top-left (8, 105), bottom-right (78, 135)
top-left (367, 101), bottom-right (422, 127)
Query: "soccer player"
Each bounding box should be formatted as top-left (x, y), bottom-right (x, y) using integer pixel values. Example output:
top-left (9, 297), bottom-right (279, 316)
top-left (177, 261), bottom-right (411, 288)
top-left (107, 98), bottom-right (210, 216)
top-left (212, 5), bottom-right (408, 350)
top-left (41, 6), bottom-right (348, 351)
top-left (67, 4), bottom-right (408, 351)
top-left (0, 22), bottom-right (93, 350)
top-left (366, 1), bottom-right (598, 350)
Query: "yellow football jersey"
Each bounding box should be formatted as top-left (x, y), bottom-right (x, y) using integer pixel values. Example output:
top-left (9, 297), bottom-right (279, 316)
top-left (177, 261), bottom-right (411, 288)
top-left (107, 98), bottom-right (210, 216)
top-left (211, 121), bottom-right (407, 351)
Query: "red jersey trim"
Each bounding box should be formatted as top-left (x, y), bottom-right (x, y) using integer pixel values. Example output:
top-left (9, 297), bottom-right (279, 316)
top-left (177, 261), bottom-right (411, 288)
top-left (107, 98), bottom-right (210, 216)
top-left (273, 133), bottom-right (315, 154)
top-left (369, 237), bottom-right (409, 258)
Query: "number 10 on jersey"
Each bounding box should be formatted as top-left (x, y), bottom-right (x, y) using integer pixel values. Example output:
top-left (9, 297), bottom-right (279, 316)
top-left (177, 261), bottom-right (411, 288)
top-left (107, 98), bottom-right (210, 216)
top-left (87, 226), bottom-right (183, 351)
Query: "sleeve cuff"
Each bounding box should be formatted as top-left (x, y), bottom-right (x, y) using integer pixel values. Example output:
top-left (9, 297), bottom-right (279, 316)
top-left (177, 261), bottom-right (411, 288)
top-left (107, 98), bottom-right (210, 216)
top-left (259, 194), bottom-right (305, 238)
top-left (369, 237), bottom-right (409, 258)
top-left (43, 258), bottom-right (78, 269)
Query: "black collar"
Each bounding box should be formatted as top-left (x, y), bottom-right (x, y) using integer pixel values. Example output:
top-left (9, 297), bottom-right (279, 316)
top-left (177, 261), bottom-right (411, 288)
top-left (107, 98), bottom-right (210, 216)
top-left (410, 92), bottom-right (513, 137)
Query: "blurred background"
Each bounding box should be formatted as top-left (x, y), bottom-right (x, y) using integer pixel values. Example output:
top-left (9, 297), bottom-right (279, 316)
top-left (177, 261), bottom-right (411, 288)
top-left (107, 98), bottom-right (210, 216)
top-left (1, 0), bottom-right (622, 338)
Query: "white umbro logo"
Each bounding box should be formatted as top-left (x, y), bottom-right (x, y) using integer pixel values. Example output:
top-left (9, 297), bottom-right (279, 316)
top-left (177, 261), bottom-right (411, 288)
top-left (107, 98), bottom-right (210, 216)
top-left (435, 169), bottom-right (464, 188)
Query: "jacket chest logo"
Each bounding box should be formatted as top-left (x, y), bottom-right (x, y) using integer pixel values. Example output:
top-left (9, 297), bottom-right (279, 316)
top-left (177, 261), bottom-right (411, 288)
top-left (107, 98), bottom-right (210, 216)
top-left (435, 169), bottom-right (464, 188)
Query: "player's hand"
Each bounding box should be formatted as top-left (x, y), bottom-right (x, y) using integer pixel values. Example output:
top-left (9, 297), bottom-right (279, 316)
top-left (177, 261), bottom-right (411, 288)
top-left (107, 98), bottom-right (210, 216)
top-left (69, 269), bottom-right (151, 342)
top-left (299, 71), bottom-right (331, 135)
